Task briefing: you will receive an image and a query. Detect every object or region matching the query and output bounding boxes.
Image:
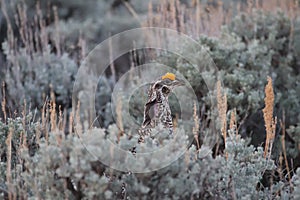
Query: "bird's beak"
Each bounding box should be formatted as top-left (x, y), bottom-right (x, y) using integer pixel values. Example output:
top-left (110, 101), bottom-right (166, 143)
top-left (173, 79), bottom-right (185, 87)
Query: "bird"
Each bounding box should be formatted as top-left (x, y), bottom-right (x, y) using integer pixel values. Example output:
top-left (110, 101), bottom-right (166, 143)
top-left (138, 72), bottom-right (184, 143)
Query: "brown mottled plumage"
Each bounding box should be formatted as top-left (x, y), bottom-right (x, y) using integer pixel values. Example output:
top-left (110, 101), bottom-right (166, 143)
top-left (138, 73), bottom-right (184, 143)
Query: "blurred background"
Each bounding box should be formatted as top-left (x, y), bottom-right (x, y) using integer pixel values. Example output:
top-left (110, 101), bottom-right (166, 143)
top-left (0, 0), bottom-right (300, 199)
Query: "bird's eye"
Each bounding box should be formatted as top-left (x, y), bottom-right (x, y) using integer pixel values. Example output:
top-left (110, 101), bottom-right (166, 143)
top-left (154, 83), bottom-right (161, 89)
top-left (162, 86), bottom-right (170, 94)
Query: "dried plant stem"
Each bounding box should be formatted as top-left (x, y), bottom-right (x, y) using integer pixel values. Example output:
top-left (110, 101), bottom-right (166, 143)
top-left (78, 32), bottom-right (86, 62)
top-left (280, 111), bottom-right (291, 186)
top-left (53, 6), bottom-right (61, 56)
top-left (36, 1), bottom-right (49, 55)
top-left (2, 82), bottom-right (7, 123)
top-left (122, 0), bottom-right (141, 25)
top-left (21, 100), bottom-right (27, 148)
top-left (6, 128), bottom-right (14, 200)
top-left (75, 101), bottom-right (82, 136)
top-left (193, 102), bottom-right (200, 149)
top-left (0, 0), bottom-right (14, 50)
top-left (58, 105), bottom-right (63, 130)
top-left (116, 95), bottom-right (124, 142)
top-left (229, 108), bottom-right (238, 141)
top-left (50, 91), bottom-right (57, 132)
top-left (108, 34), bottom-right (116, 84)
top-left (217, 80), bottom-right (227, 159)
top-left (263, 77), bottom-right (276, 159)
top-left (69, 109), bottom-right (74, 135)
top-left (41, 97), bottom-right (49, 144)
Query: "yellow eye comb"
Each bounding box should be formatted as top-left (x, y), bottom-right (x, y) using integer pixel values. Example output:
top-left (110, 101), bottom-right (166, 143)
top-left (162, 72), bottom-right (176, 81)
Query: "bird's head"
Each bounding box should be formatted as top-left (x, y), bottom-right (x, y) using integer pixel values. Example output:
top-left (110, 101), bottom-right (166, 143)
top-left (148, 72), bottom-right (185, 98)
top-left (159, 72), bottom-right (185, 89)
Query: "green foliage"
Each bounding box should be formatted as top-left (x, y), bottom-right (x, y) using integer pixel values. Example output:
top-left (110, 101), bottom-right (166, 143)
top-left (21, 130), bottom-right (108, 199)
top-left (16, 131), bottom-right (279, 199)
top-left (139, 10), bottom-right (300, 198)
top-left (225, 10), bottom-right (300, 124)
top-left (220, 10), bottom-right (300, 157)
top-left (0, 0), bottom-right (155, 113)
top-left (292, 168), bottom-right (300, 200)
top-left (0, 113), bottom-right (38, 164)
top-left (157, 10), bottom-right (300, 160)
top-left (0, 113), bottom-right (39, 198)
top-left (0, 1), bottom-right (299, 199)
top-left (286, 123), bottom-right (300, 158)
top-left (3, 43), bottom-right (78, 110)
top-left (122, 135), bottom-right (275, 199)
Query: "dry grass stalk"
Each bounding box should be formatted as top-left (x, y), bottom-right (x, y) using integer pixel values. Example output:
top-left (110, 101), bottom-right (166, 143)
top-left (0, 0), bottom-right (15, 50)
top-left (58, 106), bottom-right (67, 142)
top-left (216, 80), bottom-right (228, 159)
top-left (41, 97), bottom-right (49, 144)
top-left (263, 76), bottom-right (277, 159)
top-left (145, 0), bottom-right (182, 31)
top-left (229, 108), bottom-right (238, 141)
top-left (2, 82), bottom-right (7, 123)
top-left (58, 105), bottom-right (63, 130)
top-left (75, 101), bottom-right (82, 136)
top-left (6, 127), bottom-right (14, 200)
top-left (122, 0), bottom-right (141, 24)
top-left (195, 0), bottom-right (200, 36)
top-left (146, 0), bottom-right (227, 37)
top-left (78, 32), bottom-right (86, 62)
top-left (148, 2), bottom-right (153, 27)
top-left (280, 111), bottom-right (292, 185)
top-left (260, 0), bottom-right (300, 14)
top-left (21, 99), bottom-right (27, 129)
top-left (279, 153), bottom-right (283, 180)
top-left (49, 91), bottom-right (64, 144)
top-left (129, 48), bottom-right (136, 83)
top-left (108, 33), bottom-right (116, 84)
top-left (69, 109), bottom-right (74, 135)
top-left (36, 1), bottom-right (49, 55)
top-left (144, 0), bottom-right (300, 40)
top-left (192, 101), bottom-right (200, 149)
top-left (21, 100), bottom-right (28, 149)
top-left (116, 95), bottom-right (124, 142)
top-left (50, 91), bottom-right (57, 132)
top-left (229, 108), bottom-right (236, 132)
top-left (2, 0), bottom-right (68, 58)
top-left (16, 3), bottom-right (29, 52)
top-left (53, 5), bottom-right (61, 56)
top-left (288, 0), bottom-right (298, 52)
top-left (216, 81), bottom-right (227, 142)
top-left (58, 105), bottom-right (67, 131)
